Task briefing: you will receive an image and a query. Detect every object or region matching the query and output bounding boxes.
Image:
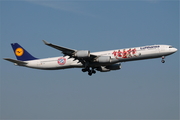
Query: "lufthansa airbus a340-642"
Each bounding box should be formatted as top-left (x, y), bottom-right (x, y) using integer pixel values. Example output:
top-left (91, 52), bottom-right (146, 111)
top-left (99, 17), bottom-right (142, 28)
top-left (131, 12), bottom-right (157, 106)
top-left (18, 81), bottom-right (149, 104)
top-left (4, 40), bottom-right (177, 76)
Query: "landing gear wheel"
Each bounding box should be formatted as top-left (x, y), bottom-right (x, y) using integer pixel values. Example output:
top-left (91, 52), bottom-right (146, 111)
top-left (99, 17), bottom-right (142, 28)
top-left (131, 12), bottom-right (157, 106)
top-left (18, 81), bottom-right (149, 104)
top-left (88, 68), bottom-right (96, 76)
top-left (88, 72), bottom-right (92, 76)
top-left (161, 60), bottom-right (165, 63)
top-left (82, 69), bottom-right (87, 72)
top-left (92, 70), bottom-right (96, 74)
top-left (82, 67), bottom-right (90, 72)
top-left (161, 56), bottom-right (165, 63)
top-left (82, 67), bottom-right (96, 76)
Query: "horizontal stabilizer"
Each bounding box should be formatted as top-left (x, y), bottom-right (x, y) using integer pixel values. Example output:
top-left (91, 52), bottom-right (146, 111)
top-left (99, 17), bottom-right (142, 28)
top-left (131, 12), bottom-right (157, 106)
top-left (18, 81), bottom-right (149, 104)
top-left (3, 58), bottom-right (27, 64)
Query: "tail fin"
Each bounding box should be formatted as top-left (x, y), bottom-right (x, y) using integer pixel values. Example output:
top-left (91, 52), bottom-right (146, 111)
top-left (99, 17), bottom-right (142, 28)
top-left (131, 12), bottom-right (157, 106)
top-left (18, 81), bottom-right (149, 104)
top-left (11, 43), bottom-right (38, 61)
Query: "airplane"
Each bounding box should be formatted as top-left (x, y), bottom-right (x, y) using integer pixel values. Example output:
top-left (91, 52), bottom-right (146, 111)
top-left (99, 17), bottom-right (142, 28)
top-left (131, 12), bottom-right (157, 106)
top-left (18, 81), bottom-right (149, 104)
top-left (3, 40), bottom-right (178, 76)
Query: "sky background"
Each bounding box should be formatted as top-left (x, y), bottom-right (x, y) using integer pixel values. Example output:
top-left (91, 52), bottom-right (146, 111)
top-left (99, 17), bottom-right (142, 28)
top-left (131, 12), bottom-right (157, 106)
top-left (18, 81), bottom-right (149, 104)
top-left (0, 0), bottom-right (179, 120)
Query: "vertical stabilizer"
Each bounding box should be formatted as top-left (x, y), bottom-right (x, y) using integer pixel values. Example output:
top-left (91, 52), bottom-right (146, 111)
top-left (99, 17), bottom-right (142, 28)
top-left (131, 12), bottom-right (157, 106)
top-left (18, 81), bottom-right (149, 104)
top-left (11, 43), bottom-right (38, 61)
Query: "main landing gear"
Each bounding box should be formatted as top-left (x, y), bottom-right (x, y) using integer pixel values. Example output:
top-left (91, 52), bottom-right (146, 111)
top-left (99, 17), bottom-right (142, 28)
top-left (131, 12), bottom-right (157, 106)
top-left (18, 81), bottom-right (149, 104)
top-left (82, 67), bottom-right (96, 76)
top-left (161, 56), bottom-right (165, 63)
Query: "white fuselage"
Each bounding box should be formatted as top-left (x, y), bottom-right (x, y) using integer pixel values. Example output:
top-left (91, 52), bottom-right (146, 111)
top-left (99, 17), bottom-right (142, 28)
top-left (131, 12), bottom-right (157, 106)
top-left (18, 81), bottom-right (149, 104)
top-left (20, 45), bottom-right (177, 70)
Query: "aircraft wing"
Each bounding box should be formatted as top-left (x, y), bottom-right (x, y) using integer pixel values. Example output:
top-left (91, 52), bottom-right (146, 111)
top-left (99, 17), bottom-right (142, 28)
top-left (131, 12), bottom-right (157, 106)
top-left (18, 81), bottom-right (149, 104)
top-left (3, 58), bottom-right (27, 64)
top-left (42, 40), bottom-right (76, 56)
top-left (42, 40), bottom-right (97, 60)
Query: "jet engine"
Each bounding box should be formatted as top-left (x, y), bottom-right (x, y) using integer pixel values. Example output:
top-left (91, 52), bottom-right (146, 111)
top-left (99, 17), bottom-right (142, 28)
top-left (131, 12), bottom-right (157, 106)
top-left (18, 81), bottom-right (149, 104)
top-left (96, 64), bottom-right (121, 72)
top-left (74, 50), bottom-right (90, 58)
top-left (96, 66), bottom-right (110, 72)
top-left (106, 63), bottom-right (121, 70)
top-left (96, 56), bottom-right (111, 63)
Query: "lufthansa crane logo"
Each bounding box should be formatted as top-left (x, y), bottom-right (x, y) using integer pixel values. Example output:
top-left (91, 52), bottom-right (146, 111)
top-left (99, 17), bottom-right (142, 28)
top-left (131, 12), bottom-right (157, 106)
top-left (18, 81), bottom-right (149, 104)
top-left (57, 57), bottom-right (66, 65)
top-left (15, 48), bottom-right (24, 56)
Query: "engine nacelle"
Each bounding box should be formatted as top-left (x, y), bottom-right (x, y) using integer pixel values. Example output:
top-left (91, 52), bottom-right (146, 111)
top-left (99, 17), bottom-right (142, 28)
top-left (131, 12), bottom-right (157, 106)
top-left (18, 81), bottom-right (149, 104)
top-left (96, 56), bottom-right (111, 63)
top-left (96, 66), bottom-right (110, 72)
top-left (96, 64), bottom-right (121, 72)
top-left (74, 50), bottom-right (90, 58)
top-left (106, 64), bottom-right (121, 70)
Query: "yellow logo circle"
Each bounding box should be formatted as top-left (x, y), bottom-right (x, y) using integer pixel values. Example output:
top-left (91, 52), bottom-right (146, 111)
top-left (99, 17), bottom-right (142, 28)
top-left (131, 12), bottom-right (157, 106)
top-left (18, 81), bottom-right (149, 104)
top-left (15, 48), bottom-right (24, 56)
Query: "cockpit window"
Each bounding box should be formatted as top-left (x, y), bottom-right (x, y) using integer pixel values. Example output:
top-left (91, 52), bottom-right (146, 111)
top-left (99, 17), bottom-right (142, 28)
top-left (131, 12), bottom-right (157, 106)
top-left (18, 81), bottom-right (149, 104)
top-left (169, 46), bottom-right (173, 48)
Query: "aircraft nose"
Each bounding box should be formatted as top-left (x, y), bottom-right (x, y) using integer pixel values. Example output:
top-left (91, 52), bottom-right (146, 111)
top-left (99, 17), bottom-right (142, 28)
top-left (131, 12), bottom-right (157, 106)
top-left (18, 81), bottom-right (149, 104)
top-left (173, 48), bottom-right (178, 52)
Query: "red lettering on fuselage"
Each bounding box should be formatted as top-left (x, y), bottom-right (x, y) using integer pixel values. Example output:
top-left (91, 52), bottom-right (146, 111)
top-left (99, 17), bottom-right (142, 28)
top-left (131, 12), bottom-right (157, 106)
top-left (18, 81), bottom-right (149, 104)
top-left (112, 48), bottom-right (137, 59)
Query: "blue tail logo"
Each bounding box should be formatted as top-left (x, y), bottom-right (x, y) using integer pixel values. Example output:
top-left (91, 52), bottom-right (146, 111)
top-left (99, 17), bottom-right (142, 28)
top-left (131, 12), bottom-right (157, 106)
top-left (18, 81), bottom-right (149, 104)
top-left (11, 43), bottom-right (38, 61)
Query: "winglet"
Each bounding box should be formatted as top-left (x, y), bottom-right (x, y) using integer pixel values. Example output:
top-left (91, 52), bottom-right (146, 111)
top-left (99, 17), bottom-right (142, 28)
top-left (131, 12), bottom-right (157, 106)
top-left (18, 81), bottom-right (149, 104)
top-left (42, 40), bottom-right (49, 45)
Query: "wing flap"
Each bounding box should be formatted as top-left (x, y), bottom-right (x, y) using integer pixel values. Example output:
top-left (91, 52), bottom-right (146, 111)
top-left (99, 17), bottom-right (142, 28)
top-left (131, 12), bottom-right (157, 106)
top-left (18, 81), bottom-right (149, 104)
top-left (3, 58), bottom-right (27, 64)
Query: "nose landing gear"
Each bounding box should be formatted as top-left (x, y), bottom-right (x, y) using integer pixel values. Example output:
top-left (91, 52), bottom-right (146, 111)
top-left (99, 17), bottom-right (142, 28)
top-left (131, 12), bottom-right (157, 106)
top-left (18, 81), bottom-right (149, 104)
top-left (161, 56), bottom-right (165, 63)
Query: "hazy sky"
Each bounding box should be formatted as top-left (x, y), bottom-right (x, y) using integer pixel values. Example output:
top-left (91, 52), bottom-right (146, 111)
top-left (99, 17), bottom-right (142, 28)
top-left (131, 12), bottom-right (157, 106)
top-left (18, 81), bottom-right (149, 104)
top-left (0, 0), bottom-right (179, 120)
